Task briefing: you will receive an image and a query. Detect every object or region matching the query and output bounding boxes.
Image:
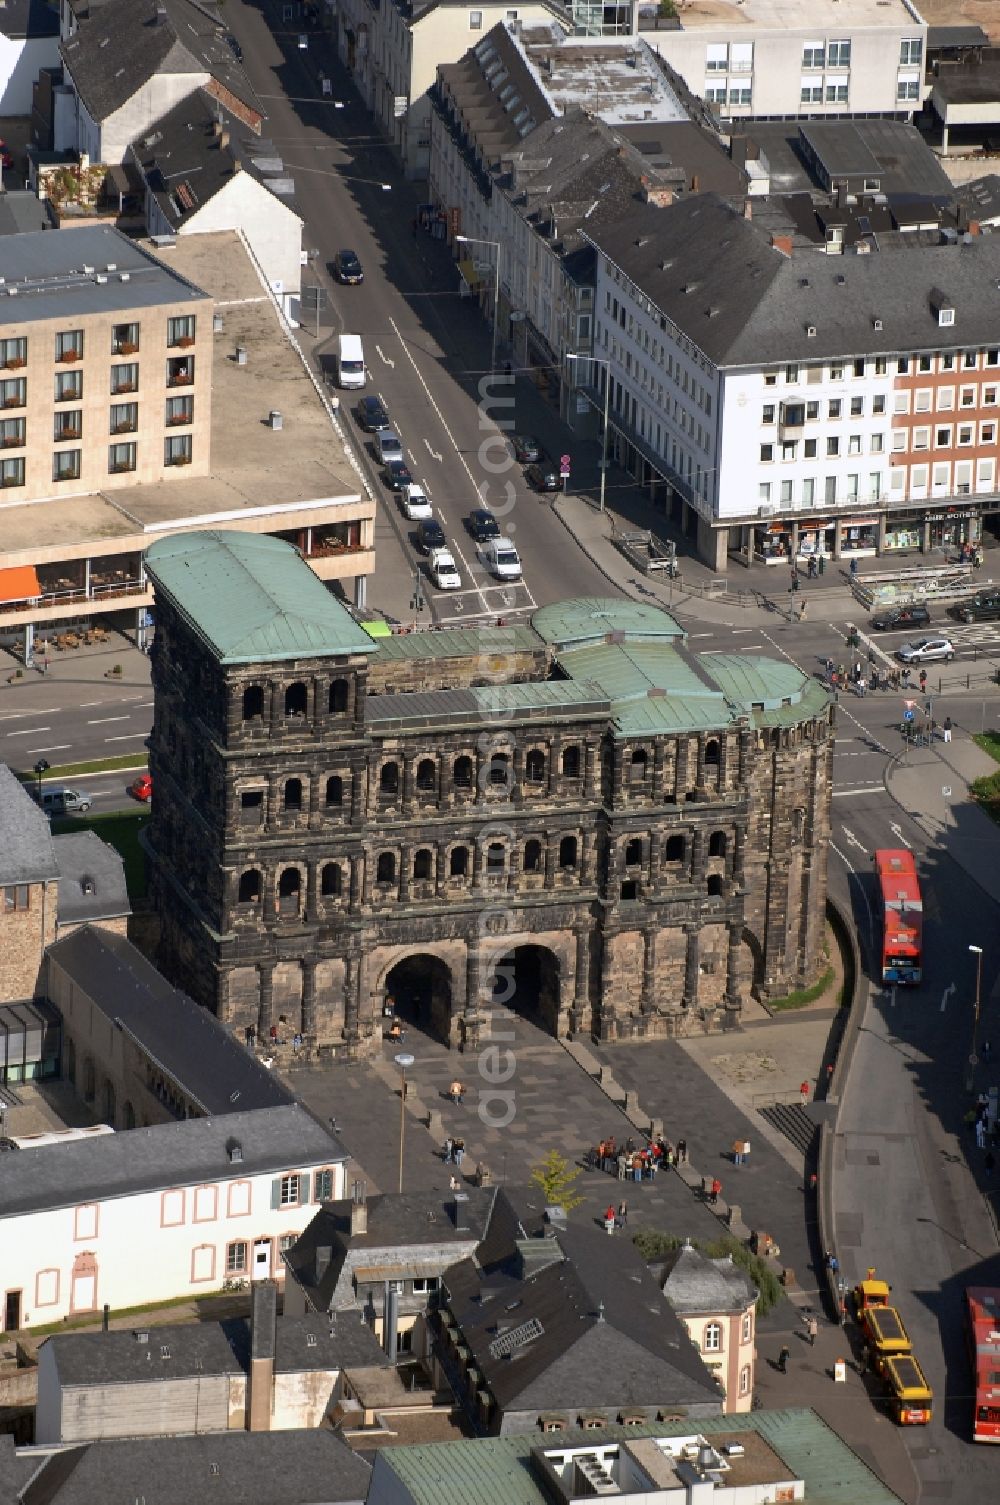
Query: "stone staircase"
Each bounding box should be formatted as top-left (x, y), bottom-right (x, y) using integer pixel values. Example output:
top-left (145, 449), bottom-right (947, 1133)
top-left (758, 1102), bottom-right (818, 1158)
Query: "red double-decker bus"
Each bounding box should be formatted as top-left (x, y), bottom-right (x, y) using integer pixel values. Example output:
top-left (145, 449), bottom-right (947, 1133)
top-left (967, 1287), bottom-right (1000, 1442)
top-left (875, 850), bottom-right (922, 985)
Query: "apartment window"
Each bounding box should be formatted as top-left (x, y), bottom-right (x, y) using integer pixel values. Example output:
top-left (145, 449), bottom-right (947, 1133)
top-left (913, 427), bottom-right (929, 451)
top-left (780, 479), bottom-right (793, 504)
top-left (960, 386), bottom-right (977, 408)
top-left (984, 386), bottom-right (998, 407)
top-left (279, 1174), bottom-right (302, 1206)
top-left (935, 426), bottom-right (952, 448)
top-left (981, 421), bottom-right (997, 445)
top-left (899, 37), bottom-right (923, 67)
top-left (828, 399), bottom-right (841, 418)
top-left (52, 449), bottom-right (81, 482)
top-left (937, 387), bottom-right (955, 411)
top-left (848, 434), bottom-right (862, 455)
top-left (828, 39), bottom-right (851, 68)
top-left (741, 1311), bottom-right (753, 1343)
top-left (739, 1365), bottom-right (751, 1397)
top-left (850, 396), bottom-right (864, 417)
top-left (0, 416), bottom-right (24, 449)
top-left (825, 476), bottom-right (837, 504)
top-left (112, 322), bottom-right (139, 355)
top-left (0, 457), bottom-right (24, 489)
top-left (53, 410), bottom-right (81, 442)
top-left (762, 404), bottom-right (775, 424)
top-left (803, 439), bottom-right (817, 460)
top-left (55, 329), bottom-right (84, 362)
top-left (914, 390), bottom-right (931, 412)
top-left (826, 436), bottom-right (840, 457)
top-left (918, 355), bottom-right (932, 373)
top-left (111, 363), bottom-right (138, 395)
top-left (897, 358), bottom-right (909, 375)
top-left (706, 82), bottom-right (728, 105)
top-left (165, 434), bottom-right (193, 467)
top-left (706, 42), bottom-right (729, 71)
top-left (801, 80), bottom-right (823, 105)
top-left (0, 336), bottom-right (26, 369)
top-left (892, 430), bottom-right (907, 452)
top-left (869, 472), bottom-right (882, 499)
top-left (802, 42), bottom-right (824, 69)
top-left (167, 315), bottom-right (196, 348)
top-left (226, 1241), bottom-right (248, 1274)
top-left (109, 441), bottom-right (136, 474)
top-left (781, 441), bottom-right (797, 461)
top-left (412, 1276), bottom-right (440, 1294)
top-left (870, 434), bottom-right (884, 453)
top-left (964, 350), bottom-right (978, 370)
top-left (825, 77), bottom-right (848, 104)
top-left (760, 444), bottom-right (773, 463)
top-left (167, 356), bottom-right (194, 387)
top-left (54, 368), bottom-right (82, 403)
top-left (806, 400), bottom-right (819, 419)
top-left (958, 423), bottom-right (975, 446)
top-left (1, 377), bottom-right (26, 409)
top-left (704, 1322), bottom-right (722, 1352)
top-left (166, 395), bottom-right (193, 426)
top-left (830, 364), bottom-right (844, 381)
top-left (897, 75), bottom-right (920, 102)
top-left (469, 7), bottom-right (482, 25)
top-left (110, 402), bottom-right (137, 435)
top-left (872, 394), bottom-right (886, 415)
top-left (846, 473), bottom-right (859, 500)
top-left (730, 41), bottom-right (753, 73)
top-left (313, 1169), bottom-right (334, 1201)
top-left (3, 884), bottom-right (30, 911)
top-left (785, 364), bottom-right (799, 383)
top-left (940, 353), bottom-right (956, 372)
top-left (763, 372), bottom-right (777, 387)
top-left (728, 84), bottom-right (751, 106)
top-left (758, 482), bottom-right (771, 504)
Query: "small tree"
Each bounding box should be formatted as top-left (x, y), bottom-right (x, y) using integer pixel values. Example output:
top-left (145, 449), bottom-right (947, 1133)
top-left (530, 1149), bottom-right (584, 1212)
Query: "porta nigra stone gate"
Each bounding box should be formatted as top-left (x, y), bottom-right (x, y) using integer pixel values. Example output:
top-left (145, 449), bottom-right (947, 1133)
top-left (143, 532), bottom-right (834, 1057)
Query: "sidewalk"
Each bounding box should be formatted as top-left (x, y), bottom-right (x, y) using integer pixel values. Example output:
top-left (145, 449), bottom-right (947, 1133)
top-left (885, 727), bottom-right (1000, 908)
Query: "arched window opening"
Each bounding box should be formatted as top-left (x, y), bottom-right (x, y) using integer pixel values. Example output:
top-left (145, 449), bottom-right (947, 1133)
top-left (705, 738), bottom-right (721, 767)
top-left (242, 685), bottom-right (264, 720)
top-left (277, 869), bottom-right (301, 913)
top-left (709, 831), bottom-right (727, 858)
top-left (238, 869), bottom-right (262, 904)
top-left (376, 852), bottom-right (396, 884)
top-left (321, 863), bottom-right (342, 898)
top-left (561, 745), bottom-right (581, 778)
top-left (283, 778), bottom-right (302, 811)
top-left (707, 874), bottom-right (723, 897)
top-left (489, 753), bottom-right (511, 788)
top-left (380, 762), bottom-right (399, 796)
top-left (416, 758), bottom-right (436, 792)
top-left (454, 755), bottom-right (474, 789)
top-left (487, 842), bottom-right (505, 875)
top-left (625, 838), bottom-right (643, 867)
top-left (559, 836), bottom-right (578, 870)
top-left (450, 846), bottom-right (469, 878)
top-left (284, 682), bottom-right (307, 717)
top-left (523, 838), bottom-right (542, 873)
top-left (329, 678), bottom-right (349, 714)
top-left (630, 748), bottom-right (648, 783)
top-left (414, 849), bottom-right (433, 881)
top-left (325, 775), bottom-right (344, 808)
top-left (665, 835), bottom-right (685, 863)
top-left (525, 749), bottom-right (546, 784)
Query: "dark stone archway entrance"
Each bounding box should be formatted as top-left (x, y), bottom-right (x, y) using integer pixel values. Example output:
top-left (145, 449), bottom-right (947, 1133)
top-left (489, 945), bottom-right (562, 1035)
top-left (385, 955), bottom-right (454, 1044)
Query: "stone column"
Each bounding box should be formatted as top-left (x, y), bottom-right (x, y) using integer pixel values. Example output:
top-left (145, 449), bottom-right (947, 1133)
top-left (343, 952), bottom-right (361, 1042)
top-left (301, 960), bottom-right (317, 1039)
top-left (349, 854), bottom-right (362, 909)
top-left (648, 832), bottom-right (662, 891)
top-left (306, 860), bottom-right (319, 921)
top-left (695, 734), bottom-right (707, 790)
top-left (402, 758), bottom-right (415, 817)
top-left (691, 828), bottom-right (706, 883)
top-left (574, 927), bottom-right (591, 1025)
top-left (257, 963), bottom-right (274, 1037)
top-left (724, 924), bottom-right (743, 1013)
top-left (350, 762), bottom-right (365, 823)
top-left (439, 755), bottom-right (453, 808)
top-left (544, 838), bottom-right (557, 890)
top-left (653, 742), bottom-right (666, 800)
top-left (585, 740), bottom-right (601, 800)
top-left (466, 945), bottom-right (485, 1016)
top-left (734, 827), bottom-right (746, 887)
top-left (738, 729), bottom-right (751, 788)
top-left (307, 769), bottom-right (322, 830)
top-left (269, 682), bottom-right (282, 738)
top-left (399, 846), bottom-right (411, 904)
top-left (681, 928), bottom-right (700, 1011)
top-left (675, 737), bottom-right (691, 800)
top-left (436, 845), bottom-right (448, 894)
top-left (361, 849), bottom-right (374, 905)
top-left (642, 929), bottom-right (658, 1013)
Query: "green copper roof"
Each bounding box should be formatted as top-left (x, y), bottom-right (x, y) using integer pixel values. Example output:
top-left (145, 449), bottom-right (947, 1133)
top-left (556, 640), bottom-right (735, 738)
top-left (372, 1410), bottom-right (905, 1505)
top-left (533, 597), bottom-right (687, 650)
top-left (144, 532), bottom-right (377, 665)
top-left (372, 625), bottom-right (544, 661)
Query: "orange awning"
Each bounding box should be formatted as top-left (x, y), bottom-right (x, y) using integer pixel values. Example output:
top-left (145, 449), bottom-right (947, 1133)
top-left (0, 566), bottom-right (41, 603)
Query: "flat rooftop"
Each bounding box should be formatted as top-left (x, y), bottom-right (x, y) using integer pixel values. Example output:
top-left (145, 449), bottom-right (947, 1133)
top-left (0, 231), bottom-right (371, 570)
top-left (521, 28), bottom-right (689, 125)
top-left (663, 0), bottom-right (918, 29)
top-left (0, 224), bottom-right (205, 323)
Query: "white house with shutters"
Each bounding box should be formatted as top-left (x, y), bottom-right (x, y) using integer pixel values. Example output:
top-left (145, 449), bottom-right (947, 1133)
top-left (0, 1105), bottom-right (346, 1331)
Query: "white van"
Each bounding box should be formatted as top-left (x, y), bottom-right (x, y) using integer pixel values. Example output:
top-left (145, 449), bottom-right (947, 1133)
top-left (374, 428), bottom-right (403, 465)
top-left (36, 787), bottom-right (92, 816)
top-left (480, 536), bottom-right (522, 580)
top-left (428, 548), bottom-right (461, 590)
top-left (336, 333), bottom-right (366, 390)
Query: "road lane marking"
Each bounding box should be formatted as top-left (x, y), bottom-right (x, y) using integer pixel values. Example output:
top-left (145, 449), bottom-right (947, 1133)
top-left (832, 786), bottom-right (884, 797)
top-left (423, 439), bottom-right (442, 461)
top-left (6, 727), bottom-right (51, 736)
top-left (104, 734), bottom-right (149, 742)
top-left (941, 984), bottom-right (956, 1012)
top-left (87, 716), bottom-right (130, 724)
top-left (0, 708), bottom-right (59, 720)
top-left (26, 744), bottom-right (70, 754)
top-left (731, 628), bottom-right (755, 635)
top-left (889, 822), bottom-right (912, 848)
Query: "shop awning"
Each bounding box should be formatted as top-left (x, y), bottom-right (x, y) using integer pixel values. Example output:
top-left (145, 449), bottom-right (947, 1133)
top-left (844, 517), bottom-right (879, 528)
top-left (456, 257), bottom-right (483, 290)
top-left (0, 565), bottom-right (41, 603)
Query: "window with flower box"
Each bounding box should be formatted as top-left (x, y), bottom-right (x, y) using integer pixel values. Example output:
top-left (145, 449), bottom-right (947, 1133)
top-left (111, 363), bottom-right (138, 395)
top-left (108, 441), bottom-right (136, 474)
top-left (0, 417), bottom-right (25, 448)
top-left (165, 433), bottom-right (192, 466)
top-left (167, 315), bottom-right (196, 348)
top-left (110, 402), bottom-right (138, 435)
top-left (0, 456), bottom-right (24, 488)
top-left (55, 330), bottom-right (84, 362)
top-left (166, 395), bottom-right (193, 426)
top-left (0, 337), bottom-right (26, 369)
top-left (53, 410), bottom-right (81, 442)
top-left (112, 322), bottom-right (140, 356)
top-left (55, 369), bottom-right (82, 402)
top-left (53, 450), bottom-right (81, 482)
top-left (166, 356), bottom-right (194, 387)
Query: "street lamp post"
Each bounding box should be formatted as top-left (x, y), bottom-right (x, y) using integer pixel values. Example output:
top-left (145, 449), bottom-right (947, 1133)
top-left (33, 758), bottom-right (50, 806)
top-left (455, 235), bottom-right (500, 376)
top-left (566, 352), bottom-right (610, 514)
top-left (967, 945), bottom-right (983, 1092)
top-left (394, 1051), bottom-right (415, 1193)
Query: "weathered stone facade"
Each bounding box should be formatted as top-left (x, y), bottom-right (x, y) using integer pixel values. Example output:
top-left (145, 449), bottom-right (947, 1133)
top-left (144, 534), bottom-right (833, 1056)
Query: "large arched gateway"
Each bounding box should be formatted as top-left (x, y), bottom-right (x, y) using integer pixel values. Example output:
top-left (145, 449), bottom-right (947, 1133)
top-left (488, 945), bottom-right (563, 1035)
top-left (384, 954), bottom-right (454, 1044)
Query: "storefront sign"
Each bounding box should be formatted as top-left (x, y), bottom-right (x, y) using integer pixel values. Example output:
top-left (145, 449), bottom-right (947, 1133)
top-left (925, 509), bottom-right (974, 522)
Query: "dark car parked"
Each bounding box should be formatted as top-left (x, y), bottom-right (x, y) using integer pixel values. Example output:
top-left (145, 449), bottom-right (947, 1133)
top-left (870, 604), bottom-right (931, 631)
top-left (525, 461), bottom-right (559, 491)
top-left (356, 395), bottom-right (390, 432)
top-left (511, 434), bottom-right (542, 463)
top-left (467, 507), bottom-right (500, 542)
top-left (417, 518), bottom-right (446, 553)
top-left (382, 458), bottom-right (413, 490)
top-left (224, 33), bottom-right (243, 61)
top-left (333, 249), bottom-right (364, 284)
top-left (952, 593), bottom-right (1000, 623)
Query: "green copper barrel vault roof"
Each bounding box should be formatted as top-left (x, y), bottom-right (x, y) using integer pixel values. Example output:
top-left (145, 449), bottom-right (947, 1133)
top-left (533, 597), bottom-right (687, 650)
top-left (144, 531), bottom-right (377, 664)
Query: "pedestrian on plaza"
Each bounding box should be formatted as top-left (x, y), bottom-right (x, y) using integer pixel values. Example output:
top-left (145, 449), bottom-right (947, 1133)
top-left (617, 1152), bottom-right (628, 1181)
top-left (806, 1315), bottom-right (818, 1346)
top-left (919, 669), bottom-right (928, 694)
top-left (449, 1174), bottom-right (461, 1192)
top-left (858, 1343), bottom-right (870, 1376)
top-left (977, 1117), bottom-right (987, 1150)
top-left (800, 1079), bottom-right (810, 1106)
top-left (453, 1139), bottom-right (466, 1168)
top-left (778, 1345), bottom-right (790, 1373)
top-left (444, 1137), bottom-right (454, 1164)
top-left (986, 1152), bottom-right (997, 1179)
top-left (710, 1177), bottom-right (722, 1205)
top-left (798, 597), bottom-right (807, 620)
top-left (617, 1200), bottom-right (628, 1227)
top-left (605, 1204), bottom-right (616, 1234)
top-left (732, 1139), bottom-right (743, 1166)
top-left (677, 1138), bottom-right (687, 1163)
top-left (850, 558), bottom-right (858, 579)
top-left (244, 1024), bottom-right (255, 1049)
top-left (943, 716), bottom-right (953, 743)
top-left (982, 1039), bottom-right (992, 1061)
top-left (901, 666), bottom-right (910, 689)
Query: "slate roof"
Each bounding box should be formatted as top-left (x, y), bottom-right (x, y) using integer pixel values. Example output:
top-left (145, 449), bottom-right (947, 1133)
top-left (45, 926), bottom-right (292, 1115)
top-left (0, 764), bottom-right (58, 886)
top-left (957, 174), bottom-right (1000, 223)
top-left (285, 1189), bottom-right (498, 1312)
top-left (587, 193), bottom-right (1000, 366)
top-left (0, 1104), bottom-right (343, 1219)
top-left (444, 1218), bottom-right (722, 1416)
top-left (14, 1429), bottom-right (371, 1505)
top-left (52, 834), bottom-right (130, 928)
top-left (61, 0), bottom-right (260, 125)
top-left (144, 531), bottom-right (378, 664)
top-left (367, 1409), bottom-right (907, 1505)
top-left (132, 88), bottom-right (303, 231)
top-left (656, 1242), bottom-right (757, 1316)
top-left (44, 1310), bottom-right (388, 1387)
top-left (0, 191), bottom-right (54, 237)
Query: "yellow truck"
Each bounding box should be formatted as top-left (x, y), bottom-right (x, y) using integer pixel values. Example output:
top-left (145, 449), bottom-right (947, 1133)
top-left (853, 1273), bottom-right (913, 1368)
top-left (882, 1353), bottom-right (934, 1426)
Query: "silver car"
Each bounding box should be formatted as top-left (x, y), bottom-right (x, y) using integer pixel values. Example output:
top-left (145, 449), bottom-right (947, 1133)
top-left (895, 636), bottom-right (955, 664)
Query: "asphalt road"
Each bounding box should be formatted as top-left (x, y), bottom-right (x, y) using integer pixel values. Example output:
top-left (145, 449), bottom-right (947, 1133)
top-left (230, 2), bottom-right (614, 625)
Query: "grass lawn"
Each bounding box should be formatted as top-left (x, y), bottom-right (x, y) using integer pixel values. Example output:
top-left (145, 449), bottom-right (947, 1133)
top-left (51, 810), bottom-right (150, 900)
top-left (972, 733), bottom-right (1000, 823)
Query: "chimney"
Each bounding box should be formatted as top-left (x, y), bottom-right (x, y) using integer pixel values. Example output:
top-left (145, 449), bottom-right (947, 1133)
top-left (247, 1281), bottom-right (278, 1432)
top-left (155, 2), bottom-right (168, 23)
top-left (643, 185), bottom-right (674, 208)
top-left (969, 219), bottom-right (982, 236)
top-left (218, 129), bottom-right (230, 151)
top-left (690, 173), bottom-right (700, 193)
top-left (451, 1191), bottom-right (471, 1231)
top-left (350, 1178), bottom-right (368, 1237)
top-left (744, 197), bottom-right (753, 220)
top-left (102, 1304), bottom-right (110, 1332)
top-left (382, 1283), bottom-right (400, 1363)
top-left (770, 233), bottom-right (793, 258)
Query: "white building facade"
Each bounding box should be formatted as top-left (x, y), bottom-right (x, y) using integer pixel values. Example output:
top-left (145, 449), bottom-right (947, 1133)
top-left (643, 0), bottom-right (928, 123)
top-left (0, 1107), bottom-right (346, 1331)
